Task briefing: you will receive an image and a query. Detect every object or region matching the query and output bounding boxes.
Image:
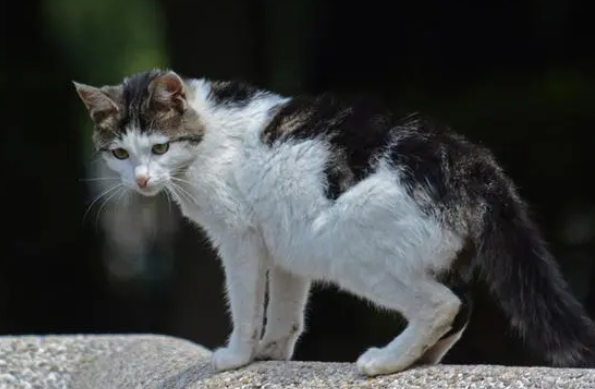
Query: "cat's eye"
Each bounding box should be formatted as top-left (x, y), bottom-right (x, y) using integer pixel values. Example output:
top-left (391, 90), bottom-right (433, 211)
top-left (112, 148), bottom-right (129, 160)
top-left (151, 142), bottom-right (170, 155)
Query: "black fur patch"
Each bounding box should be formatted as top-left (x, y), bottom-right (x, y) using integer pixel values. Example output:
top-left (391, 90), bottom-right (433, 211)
top-left (385, 118), bottom-right (490, 228)
top-left (261, 94), bottom-right (490, 207)
top-left (387, 122), bottom-right (451, 207)
top-left (437, 239), bottom-right (475, 340)
top-left (441, 285), bottom-right (473, 340)
top-left (118, 69), bottom-right (164, 133)
top-left (262, 94), bottom-right (394, 200)
top-left (170, 134), bottom-right (204, 145)
top-left (208, 80), bottom-right (263, 108)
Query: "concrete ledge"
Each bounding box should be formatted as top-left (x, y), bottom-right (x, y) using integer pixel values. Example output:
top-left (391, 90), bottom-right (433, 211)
top-left (1, 335), bottom-right (594, 389)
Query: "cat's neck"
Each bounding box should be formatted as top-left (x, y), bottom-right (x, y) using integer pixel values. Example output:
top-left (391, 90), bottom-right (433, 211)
top-left (174, 79), bottom-right (289, 213)
top-left (188, 79), bottom-right (289, 147)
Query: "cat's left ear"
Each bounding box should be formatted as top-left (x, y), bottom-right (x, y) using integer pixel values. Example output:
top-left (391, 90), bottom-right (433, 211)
top-left (150, 71), bottom-right (188, 112)
top-left (73, 82), bottom-right (122, 127)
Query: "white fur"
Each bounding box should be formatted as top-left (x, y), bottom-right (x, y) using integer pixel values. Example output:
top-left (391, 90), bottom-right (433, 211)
top-left (100, 77), bottom-right (466, 376)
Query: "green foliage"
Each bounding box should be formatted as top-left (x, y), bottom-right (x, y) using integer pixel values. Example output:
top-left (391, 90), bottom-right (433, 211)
top-left (44, 0), bottom-right (168, 81)
top-left (43, 0), bottom-right (168, 156)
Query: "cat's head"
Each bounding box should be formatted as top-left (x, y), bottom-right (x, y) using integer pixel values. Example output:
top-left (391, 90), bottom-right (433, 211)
top-left (74, 69), bottom-right (204, 197)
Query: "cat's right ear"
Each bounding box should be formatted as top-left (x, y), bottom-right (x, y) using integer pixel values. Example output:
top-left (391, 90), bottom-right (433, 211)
top-left (72, 82), bottom-right (121, 127)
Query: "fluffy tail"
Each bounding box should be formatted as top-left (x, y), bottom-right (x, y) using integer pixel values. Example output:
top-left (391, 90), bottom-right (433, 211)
top-left (472, 191), bottom-right (595, 367)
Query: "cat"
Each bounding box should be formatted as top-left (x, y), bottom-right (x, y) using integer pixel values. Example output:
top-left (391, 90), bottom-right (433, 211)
top-left (73, 69), bottom-right (595, 376)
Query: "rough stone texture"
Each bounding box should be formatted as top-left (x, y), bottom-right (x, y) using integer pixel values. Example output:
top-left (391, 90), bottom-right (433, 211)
top-left (0, 334), bottom-right (208, 389)
top-left (2, 335), bottom-right (595, 389)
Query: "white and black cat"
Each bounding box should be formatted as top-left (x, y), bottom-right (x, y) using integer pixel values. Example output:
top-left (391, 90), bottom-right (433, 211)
top-left (74, 69), bottom-right (595, 376)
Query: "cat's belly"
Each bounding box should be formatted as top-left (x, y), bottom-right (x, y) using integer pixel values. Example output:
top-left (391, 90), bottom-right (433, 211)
top-left (238, 141), bottom-right (461, 287)
top-left (241, 143), bottom-right (463, 282)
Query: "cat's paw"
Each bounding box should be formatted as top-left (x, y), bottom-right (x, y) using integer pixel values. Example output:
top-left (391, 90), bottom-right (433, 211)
top-left (356, 347), bottom-right (407, 377)
top-left (211, 347), bottom-right (253, 372)
top-left (255, 337), bottom-right (294, 361)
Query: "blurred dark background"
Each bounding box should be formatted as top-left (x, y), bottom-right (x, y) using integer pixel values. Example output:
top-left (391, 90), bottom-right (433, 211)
top-left (1, 0), bottom-right (594, 367)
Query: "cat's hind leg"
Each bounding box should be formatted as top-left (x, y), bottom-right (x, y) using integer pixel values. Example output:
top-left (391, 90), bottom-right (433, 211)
top-left (255, 267), bottom-right (311, 361)
top-left (355, 278), bottom-right (462, 376)
top-left (416, 286), bottom-right (472, 365)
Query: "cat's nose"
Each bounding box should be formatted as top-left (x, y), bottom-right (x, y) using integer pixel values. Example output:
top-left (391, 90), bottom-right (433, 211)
top-left (136, 175), bottom-right (150, 188)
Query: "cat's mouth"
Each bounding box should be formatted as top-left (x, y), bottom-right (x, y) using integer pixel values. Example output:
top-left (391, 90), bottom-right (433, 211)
top-left (133, 184), bottom-right (162, 197)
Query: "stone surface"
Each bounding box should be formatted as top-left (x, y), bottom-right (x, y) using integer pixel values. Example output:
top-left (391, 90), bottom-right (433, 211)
top-left (1, 334), bottom-right (595, 388)
top-left (0, 334), bottom-right (209, 389)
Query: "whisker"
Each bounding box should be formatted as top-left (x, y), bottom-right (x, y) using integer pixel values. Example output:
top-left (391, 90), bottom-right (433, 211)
top-left (119, 189), bottom-right (132, 208)
top-left (170, 166), bottom-right (192, 177)
top-left (81, 154), bottom-right (106, 169)
top-left (95, 186), bottom-right (125, 231)
top-left (166, 183), bottom-right (187, 204)
top-left (170, 176), bottom-right (200, 190)
top-left (173, 182), bottom-right (197, 203)
top-left (82, 183), bottom-right (122, 224)
top-left (164, 186), bottom-right (173, 216)
top-left (115, 187), bottom-right (128, 209)
top-left (168, 182), bottom-right (198, 206)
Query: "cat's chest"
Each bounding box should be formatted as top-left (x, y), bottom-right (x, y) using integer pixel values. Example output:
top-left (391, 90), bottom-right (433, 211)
top-left (238, 140), bottom-right (331, 221)
top-left (235, 141), bottom-right (335, 262)
top-left (174, 170), bottom-right (254, 234)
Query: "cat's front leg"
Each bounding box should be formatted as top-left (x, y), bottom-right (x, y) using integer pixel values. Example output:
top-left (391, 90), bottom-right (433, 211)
top-left (211, 231), bottom-right (267, 373)
top-left (256, 267), bottom-right (311, 361)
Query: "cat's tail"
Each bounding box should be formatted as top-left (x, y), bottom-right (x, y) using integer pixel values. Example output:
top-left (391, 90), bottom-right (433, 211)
top-left (471, 190), bottom-right (595, 367)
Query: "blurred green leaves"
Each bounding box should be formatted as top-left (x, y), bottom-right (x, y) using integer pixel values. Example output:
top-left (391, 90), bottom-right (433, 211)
top-left (43, 0), bottom-right (168, 155)
top-left (44, 0), bottom-right (168, 83)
